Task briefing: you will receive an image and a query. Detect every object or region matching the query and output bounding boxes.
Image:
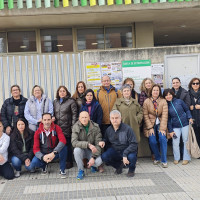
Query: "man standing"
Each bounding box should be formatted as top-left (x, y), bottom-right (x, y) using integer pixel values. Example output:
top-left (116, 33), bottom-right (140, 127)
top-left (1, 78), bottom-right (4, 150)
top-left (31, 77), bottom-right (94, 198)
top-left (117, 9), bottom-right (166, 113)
top-left (95, 75), bottom-right (122, 136)
top-left (27, 113), bottom-right (67, 179)
top-left (1, 85), bottom-right (27, 135)
top-left (72, 111), bottom-right (103, 180)
top-left (100, 110), bottom-right (138, 177)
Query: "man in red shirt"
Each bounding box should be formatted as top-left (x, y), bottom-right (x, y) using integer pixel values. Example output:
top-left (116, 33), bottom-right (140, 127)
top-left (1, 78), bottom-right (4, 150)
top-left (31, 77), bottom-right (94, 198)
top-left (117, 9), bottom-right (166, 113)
top-left (26, 113), bottom-right (67, 179)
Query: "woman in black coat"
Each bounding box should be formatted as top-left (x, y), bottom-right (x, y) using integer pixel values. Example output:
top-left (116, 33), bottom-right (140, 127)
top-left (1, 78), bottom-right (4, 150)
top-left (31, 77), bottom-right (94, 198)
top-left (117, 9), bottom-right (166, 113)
top-left (188, 77), bottom-right (200, 148)
top-left (53, 86), bottom-right (78, 169)
top-left (10, 118), bottom-right (34, 177)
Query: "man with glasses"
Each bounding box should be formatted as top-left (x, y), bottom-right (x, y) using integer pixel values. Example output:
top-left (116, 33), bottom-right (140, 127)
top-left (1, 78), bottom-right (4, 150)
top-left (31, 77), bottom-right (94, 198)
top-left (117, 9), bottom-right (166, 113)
top-left (95, 75), bottom-right (122, 137)
top-left (1, 85), bottom-right (27, 135)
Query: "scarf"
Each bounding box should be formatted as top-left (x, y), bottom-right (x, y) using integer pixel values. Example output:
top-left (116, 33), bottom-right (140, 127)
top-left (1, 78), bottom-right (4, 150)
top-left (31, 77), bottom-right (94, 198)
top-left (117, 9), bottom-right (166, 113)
top-left (152, 97), bottom-right (159, 116)
top-left (124, 97), bottom-right (131, 106)
top-left (172, 86), bottom-right (182, 99)
top-left (190, 88), bottom-right (200, 99)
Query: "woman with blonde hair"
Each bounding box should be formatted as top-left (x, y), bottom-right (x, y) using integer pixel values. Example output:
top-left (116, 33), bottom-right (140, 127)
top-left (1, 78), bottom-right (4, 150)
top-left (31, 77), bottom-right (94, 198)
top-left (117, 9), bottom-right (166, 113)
top-left (139, 78), bottom-right (154, 106)
top-left (24, 85), bottom-right (53, 131)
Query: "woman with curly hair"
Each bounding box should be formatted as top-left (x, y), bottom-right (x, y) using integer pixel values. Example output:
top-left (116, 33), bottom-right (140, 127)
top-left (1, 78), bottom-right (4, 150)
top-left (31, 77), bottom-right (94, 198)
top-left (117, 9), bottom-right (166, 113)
top-left (188, 77), bottom-right (200, 148)
top-left (139, 78), bottom-right (154, 106)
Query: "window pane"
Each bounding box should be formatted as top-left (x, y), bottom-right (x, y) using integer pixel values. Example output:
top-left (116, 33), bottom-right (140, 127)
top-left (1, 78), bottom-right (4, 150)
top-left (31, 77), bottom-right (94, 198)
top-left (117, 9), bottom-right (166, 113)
top-left (0, 32), bottom-right (7, 53)
top-left (8, 31), bottom-right (36, 52)
top-left (77, 28), bottom-right (104, 50)
top-left (40, 28), bottom-right (73, 53)
top-left (105, 26), bottom-right (133, 49)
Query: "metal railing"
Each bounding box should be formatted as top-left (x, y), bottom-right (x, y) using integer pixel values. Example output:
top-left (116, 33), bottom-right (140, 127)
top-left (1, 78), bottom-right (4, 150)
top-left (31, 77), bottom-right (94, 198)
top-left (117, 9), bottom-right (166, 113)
top-left (0, 53), bottom-right (83, 105)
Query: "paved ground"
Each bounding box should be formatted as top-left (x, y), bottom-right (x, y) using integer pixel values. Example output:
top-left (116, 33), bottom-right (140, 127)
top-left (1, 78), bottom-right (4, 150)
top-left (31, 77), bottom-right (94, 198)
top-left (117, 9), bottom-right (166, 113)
top-left (0, 157), bottom-right (200, 200)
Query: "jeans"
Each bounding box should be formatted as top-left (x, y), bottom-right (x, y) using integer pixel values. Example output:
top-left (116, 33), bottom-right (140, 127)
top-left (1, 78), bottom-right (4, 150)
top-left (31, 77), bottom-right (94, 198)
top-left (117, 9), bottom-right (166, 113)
top-left (173, 125), bottom-right (190, 161)
top-left (26, 145), bottom-right (67, 172)
top-left (149, 124), bottom-right (167, 163)
top-left (101, 147), bottom-right (137, 172)
top-left (73, 147), bottom-right (102, 171)
top-left (11, 156), bottom-right (23, 171)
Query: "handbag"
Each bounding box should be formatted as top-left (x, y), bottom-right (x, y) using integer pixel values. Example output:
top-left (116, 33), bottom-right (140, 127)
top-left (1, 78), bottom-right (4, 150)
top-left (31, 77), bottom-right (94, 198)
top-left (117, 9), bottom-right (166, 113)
top-left (186, 124), bottom-right (200, 158)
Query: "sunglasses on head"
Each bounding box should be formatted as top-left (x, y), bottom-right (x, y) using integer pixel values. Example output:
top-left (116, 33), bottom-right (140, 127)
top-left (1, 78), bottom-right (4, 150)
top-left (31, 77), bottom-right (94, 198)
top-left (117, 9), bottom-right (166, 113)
top-left (192, 82), bottom-right (200, 85)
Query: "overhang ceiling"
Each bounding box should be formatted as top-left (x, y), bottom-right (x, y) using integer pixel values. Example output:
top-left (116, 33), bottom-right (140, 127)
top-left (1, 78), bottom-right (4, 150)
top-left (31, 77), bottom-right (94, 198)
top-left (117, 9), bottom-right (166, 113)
top-left (0, 2), bottom-right (200, 46)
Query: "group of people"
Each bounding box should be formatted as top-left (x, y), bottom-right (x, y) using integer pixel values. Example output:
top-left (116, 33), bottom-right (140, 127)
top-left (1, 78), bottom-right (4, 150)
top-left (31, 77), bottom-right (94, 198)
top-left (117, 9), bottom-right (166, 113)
top-left (0, 75), bottom-right (200, 180)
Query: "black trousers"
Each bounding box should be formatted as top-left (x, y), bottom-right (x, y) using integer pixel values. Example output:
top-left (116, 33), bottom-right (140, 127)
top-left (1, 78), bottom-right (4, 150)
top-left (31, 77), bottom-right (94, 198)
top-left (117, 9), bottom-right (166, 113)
top-left (193, 124), bottom-right (200, 148)
top-left (66, 136), bottom-right (73, 163)
top-left (0, 162), bottom-right (14, 180)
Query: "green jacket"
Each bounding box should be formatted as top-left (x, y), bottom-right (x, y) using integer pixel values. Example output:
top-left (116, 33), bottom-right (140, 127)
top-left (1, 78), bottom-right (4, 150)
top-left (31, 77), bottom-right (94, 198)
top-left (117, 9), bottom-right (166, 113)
top-left (113, 97), bottom-right (143, 142)
top-left (71, 120), bottom-right (102, 157)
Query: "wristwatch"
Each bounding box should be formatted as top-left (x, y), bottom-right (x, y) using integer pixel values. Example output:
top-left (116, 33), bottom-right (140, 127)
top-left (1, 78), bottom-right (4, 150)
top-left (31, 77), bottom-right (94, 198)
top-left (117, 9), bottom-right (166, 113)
top-left (92, 156), bottom-right (96, 160)
top-left (53, 151), bottom-right (58, 155)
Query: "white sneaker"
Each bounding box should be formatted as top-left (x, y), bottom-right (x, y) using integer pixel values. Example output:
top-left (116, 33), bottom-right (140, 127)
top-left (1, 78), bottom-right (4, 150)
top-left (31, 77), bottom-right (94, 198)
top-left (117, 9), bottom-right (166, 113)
top-left (59, 170), bottom-right (66, 179)
top-left (15, 171), bottom-right (21, 178)
top-left (153, 160), bottom-right (160, 165)
top-left (162, 163), bottom-right (168, 168)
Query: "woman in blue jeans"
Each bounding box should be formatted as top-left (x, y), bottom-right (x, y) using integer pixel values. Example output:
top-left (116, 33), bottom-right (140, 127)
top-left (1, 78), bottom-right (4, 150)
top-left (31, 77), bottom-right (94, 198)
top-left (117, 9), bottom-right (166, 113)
top-left (163, 89), bottom-right (193, 165)
top-left (143, 84), bottom-right (168, 168)
top-left (10, 118), bottom-right (34, 177)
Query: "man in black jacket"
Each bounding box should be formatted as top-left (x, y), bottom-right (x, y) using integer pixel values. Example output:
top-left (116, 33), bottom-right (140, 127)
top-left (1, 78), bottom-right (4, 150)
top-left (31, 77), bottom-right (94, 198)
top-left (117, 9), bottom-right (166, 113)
top-left (99, 110), bottom-right (138, 177)
top-left (1, 85), bottom-right (27, 135)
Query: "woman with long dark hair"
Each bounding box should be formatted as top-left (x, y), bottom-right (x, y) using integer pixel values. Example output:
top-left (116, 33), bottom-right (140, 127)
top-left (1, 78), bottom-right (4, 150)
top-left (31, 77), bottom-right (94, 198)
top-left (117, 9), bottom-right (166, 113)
top-left (80, 89), bottom-right (103, 126)
top-left (10, 118), bottom-right (34, 177)
top-left (72, 81), bottom-right (87, 113)
top-left (54, 86), bottom-right (77, 169)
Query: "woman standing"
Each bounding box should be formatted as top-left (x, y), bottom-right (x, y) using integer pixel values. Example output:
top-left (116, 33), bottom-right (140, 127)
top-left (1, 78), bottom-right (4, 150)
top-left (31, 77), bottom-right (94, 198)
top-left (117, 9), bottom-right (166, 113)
top-left (113, 84), bottom-right (143, 143)
top-left (188, 78), bottom-right (200, 148)
top-left (171, 77), bottom-right (191, 108)
top-left (54, 86), bottom-right (77, 169)
top-left (24, 85), bottom-right (53, 132)
top-left (139, 78), bottom-right (154, 107)
top-left (72, 81), bottom-right (87, 113)
top-left (80, 89), bottom-right (103, 126)
top-left (143, 84), bottom-right (168, 167)
top-left (10, 118), bottom-right (34, 177)
top-left (123, 78), bottom-right (140, 101)
top-left (1, 85), bottom-right (27, 135)
top-left (163, 89), bottom-right (193, 165)
top-left (0, 121), bottom-right (14, 180)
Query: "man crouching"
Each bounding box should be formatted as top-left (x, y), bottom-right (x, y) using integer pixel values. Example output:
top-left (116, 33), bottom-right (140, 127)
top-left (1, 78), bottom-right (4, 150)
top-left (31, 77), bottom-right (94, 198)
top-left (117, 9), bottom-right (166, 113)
top-left (72, 111), bottom-right (103, 180)
top-left (100, 110), bottom-right (138, 177)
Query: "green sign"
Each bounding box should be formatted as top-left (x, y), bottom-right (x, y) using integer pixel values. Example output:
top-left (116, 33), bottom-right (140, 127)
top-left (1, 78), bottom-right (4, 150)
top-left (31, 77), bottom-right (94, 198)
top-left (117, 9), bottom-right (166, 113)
top-left (122, 60), bottom-right (151, 67)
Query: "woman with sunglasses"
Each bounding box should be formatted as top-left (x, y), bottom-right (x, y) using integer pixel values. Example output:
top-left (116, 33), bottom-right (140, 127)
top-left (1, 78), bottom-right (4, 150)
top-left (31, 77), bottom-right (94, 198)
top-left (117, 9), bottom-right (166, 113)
top-left (188, 78), bottom-right (200, 148)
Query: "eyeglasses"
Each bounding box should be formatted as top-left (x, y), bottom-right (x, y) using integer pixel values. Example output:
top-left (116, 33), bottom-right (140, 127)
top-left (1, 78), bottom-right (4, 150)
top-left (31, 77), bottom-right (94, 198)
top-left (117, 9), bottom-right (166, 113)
top-left (192, 82), bottom-right (200, 85)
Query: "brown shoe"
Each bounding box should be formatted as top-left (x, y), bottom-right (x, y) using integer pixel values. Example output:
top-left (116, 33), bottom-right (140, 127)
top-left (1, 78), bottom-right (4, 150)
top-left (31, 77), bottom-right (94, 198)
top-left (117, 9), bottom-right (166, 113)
top-left (98, 164), bottom-right (104, 173)
top-left (83, 158), bottom-right (88, 168)
top-left (127, 170), bottom-right (135, 177)
top-left (173, 160), bottom-right (179, 165)
top-left (66, 162), bottom-right (73, 169)
top-left (182, 160), bottom-right (189, 165)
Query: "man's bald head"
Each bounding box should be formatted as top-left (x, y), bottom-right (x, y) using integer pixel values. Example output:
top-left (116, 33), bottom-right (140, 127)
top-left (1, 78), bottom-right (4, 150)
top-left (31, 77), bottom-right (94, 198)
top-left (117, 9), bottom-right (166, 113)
top-left (79, 111), bottom-right (90, 126)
